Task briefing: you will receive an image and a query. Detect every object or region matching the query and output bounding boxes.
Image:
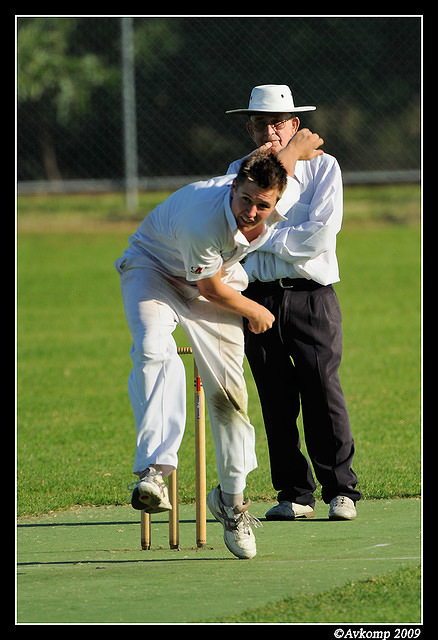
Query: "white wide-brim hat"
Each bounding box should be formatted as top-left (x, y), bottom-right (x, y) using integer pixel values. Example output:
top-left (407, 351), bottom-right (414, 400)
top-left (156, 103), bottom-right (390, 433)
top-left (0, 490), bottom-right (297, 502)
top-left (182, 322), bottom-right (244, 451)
top-left (226, 84), bottom-right (316, 115)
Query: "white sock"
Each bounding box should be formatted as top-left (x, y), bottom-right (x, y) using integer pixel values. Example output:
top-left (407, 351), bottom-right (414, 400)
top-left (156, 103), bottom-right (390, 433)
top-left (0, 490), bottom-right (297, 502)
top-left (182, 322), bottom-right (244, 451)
top-left (140, 464), bottom-right (175, 479)
top-left (221, 490), bottom-right (244, 507)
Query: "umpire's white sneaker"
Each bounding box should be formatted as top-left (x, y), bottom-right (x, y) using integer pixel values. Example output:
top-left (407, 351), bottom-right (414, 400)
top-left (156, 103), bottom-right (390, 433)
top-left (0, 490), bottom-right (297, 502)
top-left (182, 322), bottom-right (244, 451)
top-left (328, 495), bottom-right (357, 520)
top-left (265, 501), bottom-right (315, 520)
top-left (207, 486), bottom-right (261, 559)
top-left (129, 470), bottom-right (172, 513)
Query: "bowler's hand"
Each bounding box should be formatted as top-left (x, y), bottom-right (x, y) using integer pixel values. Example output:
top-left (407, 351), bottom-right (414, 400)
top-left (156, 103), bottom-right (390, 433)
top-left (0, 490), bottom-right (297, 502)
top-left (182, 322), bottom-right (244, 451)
top-left (196, 272), bottom-right (275, 334)
top-left (247, 305), bottom-right (275, 334)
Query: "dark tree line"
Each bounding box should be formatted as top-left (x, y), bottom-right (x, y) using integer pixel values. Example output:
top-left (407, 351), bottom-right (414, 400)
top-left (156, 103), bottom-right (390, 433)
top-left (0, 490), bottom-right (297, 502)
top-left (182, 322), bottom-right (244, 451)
top-left (17, 16), bottom-right (421, 181)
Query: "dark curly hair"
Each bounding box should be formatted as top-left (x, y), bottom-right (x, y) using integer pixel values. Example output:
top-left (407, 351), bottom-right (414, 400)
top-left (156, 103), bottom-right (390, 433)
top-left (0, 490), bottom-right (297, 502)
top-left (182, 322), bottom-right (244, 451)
top-left (234, 149), bottom-right (287, 197)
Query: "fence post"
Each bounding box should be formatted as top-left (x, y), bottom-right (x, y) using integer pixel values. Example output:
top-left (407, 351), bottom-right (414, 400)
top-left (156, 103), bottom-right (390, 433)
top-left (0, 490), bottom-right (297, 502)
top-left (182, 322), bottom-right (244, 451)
top-left (121, 17), bottom-right (139, 212)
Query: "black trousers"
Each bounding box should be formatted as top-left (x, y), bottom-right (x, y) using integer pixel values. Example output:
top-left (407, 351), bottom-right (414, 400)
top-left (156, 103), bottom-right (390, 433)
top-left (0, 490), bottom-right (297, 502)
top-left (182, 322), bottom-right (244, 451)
top-left (244, 279), bottom-right (362, 506)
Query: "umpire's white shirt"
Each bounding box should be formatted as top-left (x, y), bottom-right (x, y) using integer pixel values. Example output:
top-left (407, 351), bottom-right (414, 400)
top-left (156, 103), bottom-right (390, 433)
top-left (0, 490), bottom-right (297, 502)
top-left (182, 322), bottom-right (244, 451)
top-left (227, 153), bottom-right (343, 286)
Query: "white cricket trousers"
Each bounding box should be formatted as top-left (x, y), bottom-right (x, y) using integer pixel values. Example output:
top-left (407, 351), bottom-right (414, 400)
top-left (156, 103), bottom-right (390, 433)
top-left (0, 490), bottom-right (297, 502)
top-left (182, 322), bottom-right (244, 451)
top-left (115, 258), bottom-right (258, 495)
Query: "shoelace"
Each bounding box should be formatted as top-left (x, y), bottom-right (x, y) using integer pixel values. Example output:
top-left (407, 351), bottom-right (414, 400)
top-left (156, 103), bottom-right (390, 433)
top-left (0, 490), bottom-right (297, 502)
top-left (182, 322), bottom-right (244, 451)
top-left (233, 506), bottom-right (263, 535)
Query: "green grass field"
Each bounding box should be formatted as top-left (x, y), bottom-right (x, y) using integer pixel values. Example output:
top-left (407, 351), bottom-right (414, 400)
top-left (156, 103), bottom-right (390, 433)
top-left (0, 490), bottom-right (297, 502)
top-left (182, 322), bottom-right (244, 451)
top-left (16, 184), bottom-right (422, 625)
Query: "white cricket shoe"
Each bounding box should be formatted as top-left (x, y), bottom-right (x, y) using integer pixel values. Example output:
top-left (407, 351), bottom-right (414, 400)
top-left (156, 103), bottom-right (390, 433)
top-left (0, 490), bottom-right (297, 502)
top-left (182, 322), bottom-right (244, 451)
top-left (207, 486), bottom-right (262, 559)
top-left (328, 495), bottom-right (357, 520)
top-left (129, 470), bottom-right (173, 513)
top-left (265, 501), bottom-right (315, 520)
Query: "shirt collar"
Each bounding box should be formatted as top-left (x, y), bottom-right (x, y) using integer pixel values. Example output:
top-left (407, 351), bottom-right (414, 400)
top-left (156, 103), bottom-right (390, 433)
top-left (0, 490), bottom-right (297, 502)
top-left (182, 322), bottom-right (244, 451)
top-left (268, 166), bottom-right (302, 223)
top-left (294, 160), bottom-right (304, 184)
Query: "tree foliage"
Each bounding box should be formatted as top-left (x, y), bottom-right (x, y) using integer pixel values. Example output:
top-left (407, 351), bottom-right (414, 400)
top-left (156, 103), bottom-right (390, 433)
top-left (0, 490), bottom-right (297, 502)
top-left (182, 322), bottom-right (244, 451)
top-left (17, 16), bottom-right (421, 181)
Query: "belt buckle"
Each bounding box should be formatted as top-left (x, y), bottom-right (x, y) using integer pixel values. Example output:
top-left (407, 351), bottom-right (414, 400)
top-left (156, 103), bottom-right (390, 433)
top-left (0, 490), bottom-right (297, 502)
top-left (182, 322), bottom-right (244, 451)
top-left (279, 278), bottom-right (294, 289)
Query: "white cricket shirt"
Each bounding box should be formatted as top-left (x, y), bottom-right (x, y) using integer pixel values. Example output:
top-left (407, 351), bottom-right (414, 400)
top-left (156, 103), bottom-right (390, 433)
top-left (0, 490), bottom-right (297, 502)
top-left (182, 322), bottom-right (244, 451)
top-left (121, 174), bottom-right (291, 284)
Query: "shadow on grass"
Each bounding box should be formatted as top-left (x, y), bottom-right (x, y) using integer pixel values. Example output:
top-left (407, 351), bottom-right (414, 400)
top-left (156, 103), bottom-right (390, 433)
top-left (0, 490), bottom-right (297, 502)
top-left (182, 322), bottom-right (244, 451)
top-left (17, 518), bottom-right (216, 527)
top-left (18, 554), bottom-right (235, 567)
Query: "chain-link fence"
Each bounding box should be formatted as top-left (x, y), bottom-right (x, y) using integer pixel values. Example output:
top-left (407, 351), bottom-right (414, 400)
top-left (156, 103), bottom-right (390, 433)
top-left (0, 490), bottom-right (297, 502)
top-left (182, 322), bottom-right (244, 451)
top-left (17, 16), bottom-right (421, 193)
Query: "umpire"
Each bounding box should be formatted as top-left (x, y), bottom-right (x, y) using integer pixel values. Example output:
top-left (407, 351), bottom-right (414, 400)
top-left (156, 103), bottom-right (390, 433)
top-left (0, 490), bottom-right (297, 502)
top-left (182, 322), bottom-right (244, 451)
top-left (226, 84), bottom-right (362, 520)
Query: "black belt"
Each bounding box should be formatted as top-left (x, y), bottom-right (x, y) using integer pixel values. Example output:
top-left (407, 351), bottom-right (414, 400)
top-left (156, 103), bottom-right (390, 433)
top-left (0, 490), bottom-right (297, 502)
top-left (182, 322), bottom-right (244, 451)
top-left (248, 278), bottom-right (325, 292)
